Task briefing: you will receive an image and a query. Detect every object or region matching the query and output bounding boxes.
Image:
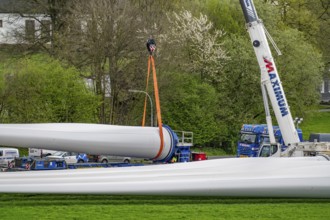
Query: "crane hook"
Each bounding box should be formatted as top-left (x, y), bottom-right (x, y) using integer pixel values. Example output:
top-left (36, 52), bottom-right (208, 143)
top-left (146, 38), bottom-right (156, 55)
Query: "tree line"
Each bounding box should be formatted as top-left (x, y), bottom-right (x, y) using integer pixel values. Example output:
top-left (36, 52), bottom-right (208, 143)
top-left (0, 0), bottom-right (328, 151)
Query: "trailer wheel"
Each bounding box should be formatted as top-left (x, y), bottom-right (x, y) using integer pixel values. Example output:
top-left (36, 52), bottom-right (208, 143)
top-left (124, 159), bottom-right (130, 164)
top-left (101, 159), bottom-right (108, 164)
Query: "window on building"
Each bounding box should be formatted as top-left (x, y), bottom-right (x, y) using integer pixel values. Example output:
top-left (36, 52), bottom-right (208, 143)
top-left (0, 20), bottom-right (3, 28)
top-left (41, 20), bottom-right (51, 42)
top-left (25, 20), bottom-right (35, 42)
top-left (320, 80), bottom-right (325, 94)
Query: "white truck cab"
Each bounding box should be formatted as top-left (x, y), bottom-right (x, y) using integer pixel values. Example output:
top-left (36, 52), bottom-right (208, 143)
top-left (0, 147), bottom-right (19, 167)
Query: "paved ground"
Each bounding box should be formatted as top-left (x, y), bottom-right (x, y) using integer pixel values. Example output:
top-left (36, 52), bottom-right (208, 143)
top-left (319, 109), bottom-right (330, 112)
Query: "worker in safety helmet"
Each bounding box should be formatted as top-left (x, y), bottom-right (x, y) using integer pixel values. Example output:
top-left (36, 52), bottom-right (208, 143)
top-left (171, 155), bottom-right (177, 163)
top-left (146, 37), bottom-right (156, 55)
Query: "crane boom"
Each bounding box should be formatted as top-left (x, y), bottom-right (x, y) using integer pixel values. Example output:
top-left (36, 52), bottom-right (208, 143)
top-left (239, 0), bottom-right (300, 146)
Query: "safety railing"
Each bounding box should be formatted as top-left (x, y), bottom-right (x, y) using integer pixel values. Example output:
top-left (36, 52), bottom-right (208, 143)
top-left (174, 130), bottom-right (193, 147)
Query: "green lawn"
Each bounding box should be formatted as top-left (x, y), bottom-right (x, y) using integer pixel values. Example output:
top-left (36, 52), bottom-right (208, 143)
top-left (0, 194), bottom-right (330, 220)
top-left (300, 110), bottom-right (330, 140)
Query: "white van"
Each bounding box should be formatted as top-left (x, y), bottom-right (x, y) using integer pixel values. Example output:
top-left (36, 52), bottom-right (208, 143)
top-left (0, 148), bottom-right (19, 167)
top-left (29, 148), bottom-right (57, 158)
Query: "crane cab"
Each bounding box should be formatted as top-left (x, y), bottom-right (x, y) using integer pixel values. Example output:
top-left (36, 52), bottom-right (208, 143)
top-left (237, 124), bottom-right (303, 157)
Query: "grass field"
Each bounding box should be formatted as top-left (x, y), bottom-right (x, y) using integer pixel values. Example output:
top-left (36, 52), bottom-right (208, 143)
top-left (300, 110), bottom-right (330, 140)
top-left (0, 194), bottom-right (330, 220)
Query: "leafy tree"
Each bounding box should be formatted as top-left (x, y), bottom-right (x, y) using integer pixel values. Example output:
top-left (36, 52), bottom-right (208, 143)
top-left (219, 35), bottom-right (264, 141)
top-left (267, 0), bottom-right (330, 77)
top-left (275, 28), bottom-right (324, 117)
top-left (159, 71), bottom-right (220, 145)
top-left (306, 0), bottom-right (330, 70)
top-left (201, 0), bottom-right (245, 35)
top-left (273, 0), bottom-right (320, 38)
top-left (0, 55), bottom-right (98, 123)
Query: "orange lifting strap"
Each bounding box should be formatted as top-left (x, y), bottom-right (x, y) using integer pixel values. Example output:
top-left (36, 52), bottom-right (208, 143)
top-left (142, 55), bottom-right (164, 160)
top-left (142, 57), bottom-right (151, 127)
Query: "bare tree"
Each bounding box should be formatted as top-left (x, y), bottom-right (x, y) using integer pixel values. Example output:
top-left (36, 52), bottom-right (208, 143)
top-left (59, 0), bottom-right (149, 124)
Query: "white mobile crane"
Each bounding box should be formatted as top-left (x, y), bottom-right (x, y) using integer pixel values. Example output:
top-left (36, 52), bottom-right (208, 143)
top-left (239, 0), bottom-right (330, 159)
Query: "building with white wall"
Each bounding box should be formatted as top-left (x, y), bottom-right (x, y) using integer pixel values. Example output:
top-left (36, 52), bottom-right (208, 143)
top-left (0, 0), bottom-right (50, 44)
top-left (321, 76), bottom-right (330, 103)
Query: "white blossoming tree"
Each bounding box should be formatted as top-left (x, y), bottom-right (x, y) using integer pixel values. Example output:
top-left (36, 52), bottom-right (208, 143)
top-left (163, 10), bottom-right (229, 82)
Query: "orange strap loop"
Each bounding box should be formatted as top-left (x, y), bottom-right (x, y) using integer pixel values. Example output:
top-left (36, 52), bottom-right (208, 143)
top-left (142, 57), bottom-right (151, 127)
top-left (150, 56), bottom-right (164, 159)
top-left (142, 55), bottom-right (164, 160)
